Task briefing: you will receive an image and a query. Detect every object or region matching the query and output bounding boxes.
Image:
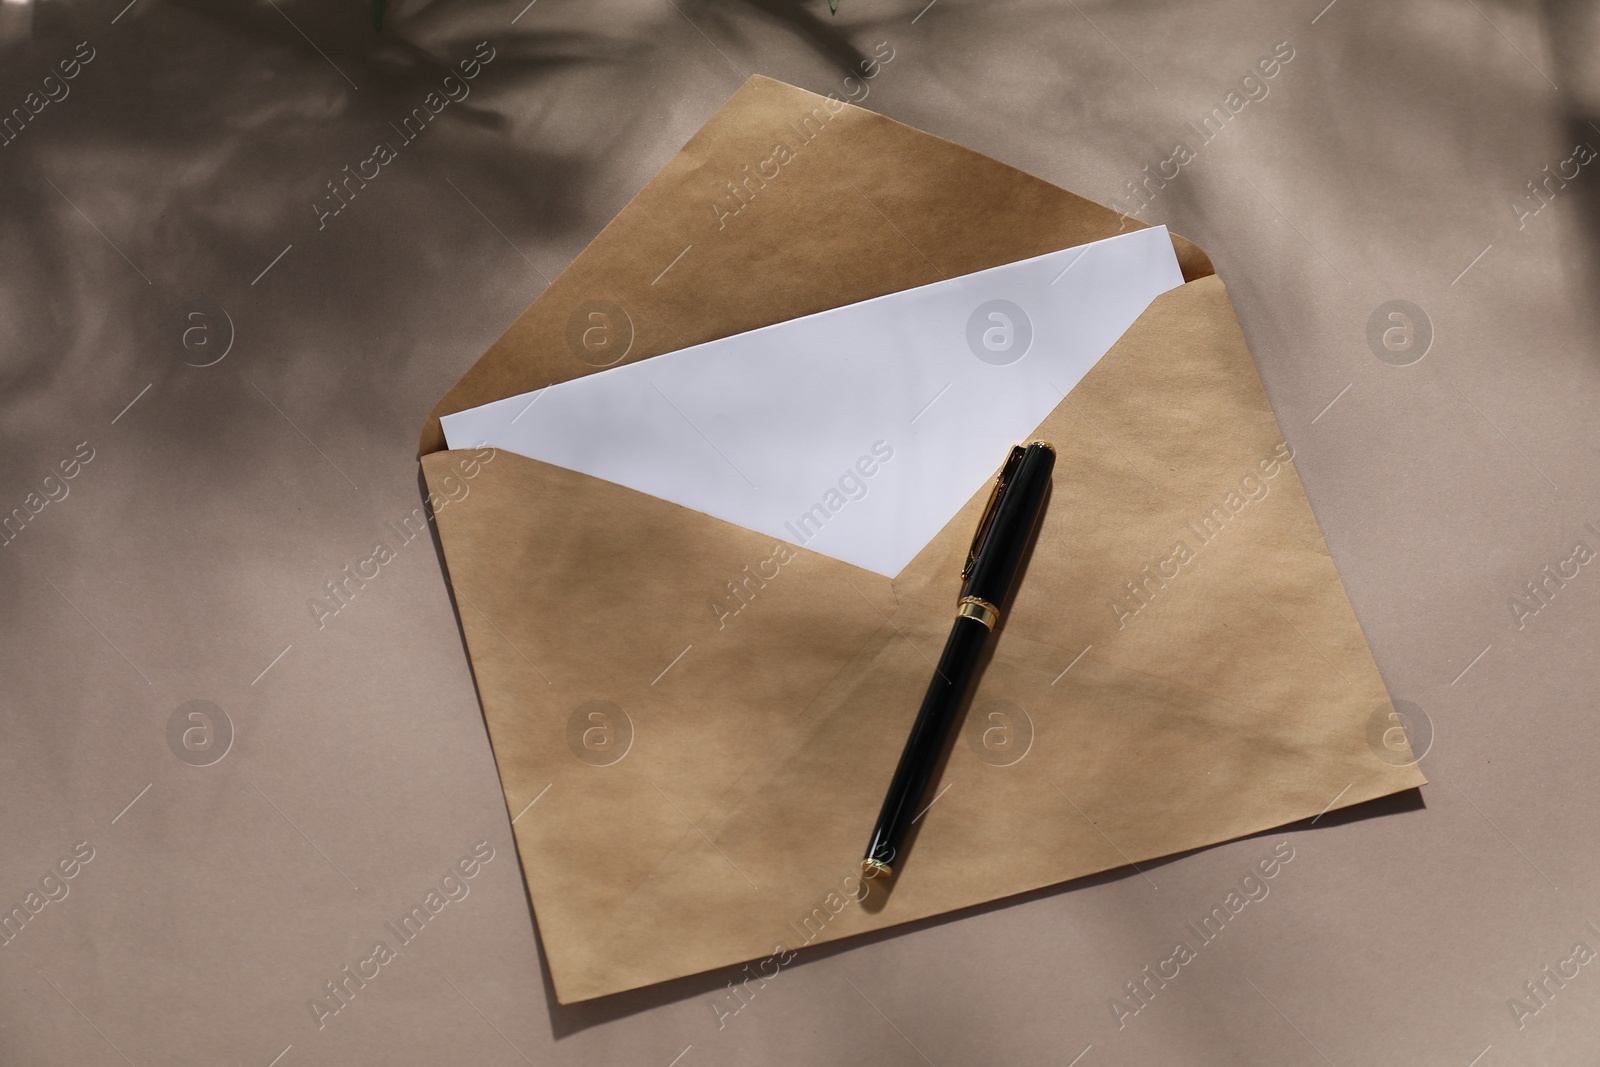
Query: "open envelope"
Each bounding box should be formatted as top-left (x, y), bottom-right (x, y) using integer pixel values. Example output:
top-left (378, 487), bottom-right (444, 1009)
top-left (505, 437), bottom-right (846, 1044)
top-left (419, 76), bottom-right (1425, 1004)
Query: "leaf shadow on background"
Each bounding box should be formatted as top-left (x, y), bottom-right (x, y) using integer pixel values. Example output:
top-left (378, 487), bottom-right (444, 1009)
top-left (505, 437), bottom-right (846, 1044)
top-left (0, 0), bottom-right (664, 465)
top-left (1543, 0), bottom-right (1600, 304)
top-left (678, 0), bottom-right (873, 80)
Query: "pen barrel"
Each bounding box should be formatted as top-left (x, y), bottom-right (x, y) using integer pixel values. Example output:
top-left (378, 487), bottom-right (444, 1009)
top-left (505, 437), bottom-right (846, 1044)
top-left (864, 615), bottom-right (992, 873)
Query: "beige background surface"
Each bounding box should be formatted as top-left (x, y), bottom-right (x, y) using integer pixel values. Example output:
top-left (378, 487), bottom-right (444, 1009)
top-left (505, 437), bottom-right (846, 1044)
top-left (1, 1), bottom-right (1597, 1064)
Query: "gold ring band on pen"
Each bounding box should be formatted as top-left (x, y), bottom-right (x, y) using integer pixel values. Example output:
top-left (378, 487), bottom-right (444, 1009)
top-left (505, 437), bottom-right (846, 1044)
top-left (957, 596), bottom-right (1000, 630)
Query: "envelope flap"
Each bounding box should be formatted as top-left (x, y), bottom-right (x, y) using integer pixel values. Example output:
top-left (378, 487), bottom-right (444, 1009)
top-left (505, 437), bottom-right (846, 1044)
top-left (419, 74), bottom-right (1214, 455)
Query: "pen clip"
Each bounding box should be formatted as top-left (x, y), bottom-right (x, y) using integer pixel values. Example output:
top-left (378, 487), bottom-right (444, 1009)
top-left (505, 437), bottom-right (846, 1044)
top-left (961, 444), bottom-right (1026, 581)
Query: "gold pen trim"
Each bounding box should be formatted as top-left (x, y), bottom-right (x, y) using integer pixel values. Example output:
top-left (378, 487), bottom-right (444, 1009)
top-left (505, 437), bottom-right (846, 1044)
top-left (962, 444), bottom-right (1025, 580)
top-left (962, 442), bottom-right (1052, 581)
top-left (862, 858), bottom-right (894, 879)
top-left (957, 596), bottom-right (999, 630)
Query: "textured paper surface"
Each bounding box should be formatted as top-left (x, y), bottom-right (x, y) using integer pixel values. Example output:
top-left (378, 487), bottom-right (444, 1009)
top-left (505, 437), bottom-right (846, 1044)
top-left (420, 76), bottom-right (1424, 1003)
top-left (439, 226), bottom-right (1184, 576)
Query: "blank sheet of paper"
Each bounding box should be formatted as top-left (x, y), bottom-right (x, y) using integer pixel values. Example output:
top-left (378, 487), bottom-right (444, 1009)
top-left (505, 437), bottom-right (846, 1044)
top-left (442, 225), bottom-right (1184, 577)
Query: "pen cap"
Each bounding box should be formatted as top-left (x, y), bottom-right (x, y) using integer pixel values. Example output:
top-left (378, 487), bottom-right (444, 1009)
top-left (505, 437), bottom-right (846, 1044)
top-left (962, 442), bottom-right (1055, 608)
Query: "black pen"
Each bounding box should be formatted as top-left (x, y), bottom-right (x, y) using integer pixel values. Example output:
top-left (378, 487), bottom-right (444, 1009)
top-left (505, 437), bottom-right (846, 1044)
top-left (862, 441), bottom-right (1056, 880)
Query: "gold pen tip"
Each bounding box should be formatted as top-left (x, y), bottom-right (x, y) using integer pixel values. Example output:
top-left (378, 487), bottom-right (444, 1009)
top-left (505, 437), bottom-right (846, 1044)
top-left (862, 858), bottom-right (893, 880)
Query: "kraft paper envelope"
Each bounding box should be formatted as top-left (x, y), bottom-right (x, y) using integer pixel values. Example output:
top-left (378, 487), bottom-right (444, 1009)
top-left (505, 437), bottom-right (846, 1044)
top-left (419, 76), bottom-right (1425, 1004)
